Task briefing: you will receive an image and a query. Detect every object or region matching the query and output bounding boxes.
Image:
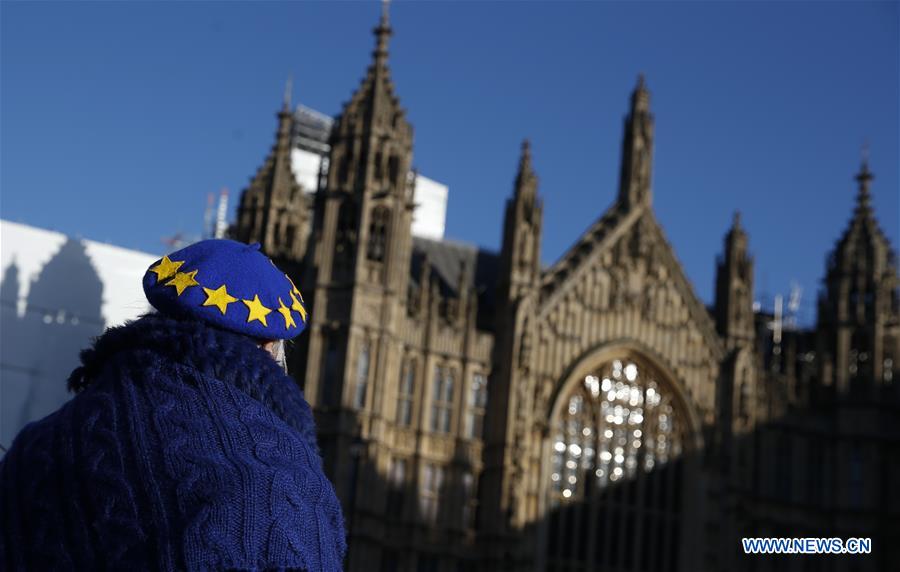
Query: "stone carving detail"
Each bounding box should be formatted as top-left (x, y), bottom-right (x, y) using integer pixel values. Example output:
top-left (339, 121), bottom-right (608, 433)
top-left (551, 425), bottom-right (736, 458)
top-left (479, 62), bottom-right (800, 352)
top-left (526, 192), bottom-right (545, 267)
top-left (531, 219), bottom-right (720, 425)
top-left (519, 316), bottom-right (533, 373)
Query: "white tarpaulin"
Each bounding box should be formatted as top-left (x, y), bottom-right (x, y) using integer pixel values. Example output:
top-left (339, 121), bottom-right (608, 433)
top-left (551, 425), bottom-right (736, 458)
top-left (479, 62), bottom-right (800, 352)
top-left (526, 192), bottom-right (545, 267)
top-left (0, 220), bottom-right (158, 448)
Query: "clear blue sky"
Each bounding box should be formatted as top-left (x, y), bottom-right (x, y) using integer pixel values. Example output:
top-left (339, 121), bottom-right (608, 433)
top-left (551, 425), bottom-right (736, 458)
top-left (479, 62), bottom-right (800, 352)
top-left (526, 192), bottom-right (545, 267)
top-left (2, 1), bottom-right (897, 325)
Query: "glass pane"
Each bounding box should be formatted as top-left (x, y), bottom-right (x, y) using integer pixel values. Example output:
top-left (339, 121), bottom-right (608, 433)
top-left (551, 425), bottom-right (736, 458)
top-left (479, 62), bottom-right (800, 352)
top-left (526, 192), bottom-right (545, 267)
top-left (354, 343), bottom-right (370, 408)
top-left (444, 370), bottom-right (455, 402)
top-left (433, 366), bottom-right (443, 400)
top-left (550, 359), bottom-right (684, 502)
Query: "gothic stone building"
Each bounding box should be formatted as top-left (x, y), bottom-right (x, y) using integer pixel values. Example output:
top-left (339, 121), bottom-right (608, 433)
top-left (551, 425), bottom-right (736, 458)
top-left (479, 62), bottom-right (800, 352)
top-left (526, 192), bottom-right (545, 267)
top-left (233, 9), bottom-right (900, 572)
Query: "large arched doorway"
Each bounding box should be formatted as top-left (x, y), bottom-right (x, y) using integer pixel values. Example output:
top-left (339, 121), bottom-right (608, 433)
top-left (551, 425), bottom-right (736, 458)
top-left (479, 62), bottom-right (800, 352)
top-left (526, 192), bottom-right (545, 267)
top-left (541, 349), bottom-right (699, 572)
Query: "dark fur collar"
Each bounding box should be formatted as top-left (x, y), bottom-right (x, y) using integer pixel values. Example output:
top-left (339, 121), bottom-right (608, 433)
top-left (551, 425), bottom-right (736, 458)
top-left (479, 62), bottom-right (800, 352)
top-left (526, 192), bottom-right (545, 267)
top-left (68, 313), bottom-right (319, 453)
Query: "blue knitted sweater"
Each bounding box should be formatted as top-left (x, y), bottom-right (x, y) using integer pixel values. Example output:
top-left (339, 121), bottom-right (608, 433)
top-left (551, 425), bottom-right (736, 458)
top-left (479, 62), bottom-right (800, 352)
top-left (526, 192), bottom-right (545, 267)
top-left (0, 314), bottom-right (346, 571)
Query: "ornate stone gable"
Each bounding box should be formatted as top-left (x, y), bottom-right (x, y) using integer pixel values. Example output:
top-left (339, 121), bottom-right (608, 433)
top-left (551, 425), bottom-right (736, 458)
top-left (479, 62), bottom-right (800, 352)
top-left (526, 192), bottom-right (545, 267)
top-left (531, 205), bottom-right (724, 426)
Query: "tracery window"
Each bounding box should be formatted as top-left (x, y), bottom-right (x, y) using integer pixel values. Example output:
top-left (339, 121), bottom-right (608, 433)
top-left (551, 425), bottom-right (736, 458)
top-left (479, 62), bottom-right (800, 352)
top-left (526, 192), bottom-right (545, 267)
top-left (420, 463), bottom-right (443, 524)
top-left (882, 335), bottom-right (895, 384)
top-left (396, 358), bottom-right (416, 426)
top-left (367, 206), bottom-right (390, 263)
top-left (387, 457), bottom-right (406, 516)
top-left (353, 341), bottom-right (370, 409)
top-left (461, 471), bottom-right (477, 530)
top-left (550, 359), bottom-right (684, 501)
top-left (430, 366), bottom-right (455, 434)
top-left (333, 201), bottom-right (357, 281)
top-left (464, 373), bottom-right (487, 439)
top-left (320, 332), bottom-right (341, 407)
top-left (546, 358), bottom-right (688, 572)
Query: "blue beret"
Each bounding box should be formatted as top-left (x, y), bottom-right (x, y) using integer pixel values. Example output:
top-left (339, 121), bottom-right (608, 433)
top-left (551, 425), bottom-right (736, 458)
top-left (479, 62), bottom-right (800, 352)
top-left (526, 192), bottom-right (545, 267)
top-left (142, 239), bottom-right (308, 340)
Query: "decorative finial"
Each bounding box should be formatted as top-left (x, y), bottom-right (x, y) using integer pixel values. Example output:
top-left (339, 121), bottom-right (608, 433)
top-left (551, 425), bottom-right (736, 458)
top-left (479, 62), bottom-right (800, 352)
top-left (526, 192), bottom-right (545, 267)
top-left (732, 211), bottom-right (742, 230)
top-left (374, 0), bottom-right (392, 60)
top-left (515, 138), bottom-right (537, 198)
top-left (855, 144), bottom-right (873, 209)
top-left (518, 138), bottom-right (533, 175)
top-left (631, 73), bottom-right (650, 112)
top-left (283, 73), bottom-right (293, 112)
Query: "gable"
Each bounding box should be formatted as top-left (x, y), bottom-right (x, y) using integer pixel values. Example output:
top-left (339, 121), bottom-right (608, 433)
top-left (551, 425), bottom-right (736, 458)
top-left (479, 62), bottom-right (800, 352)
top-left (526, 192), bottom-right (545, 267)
top-left (531, 204), bottom-right (725, 423)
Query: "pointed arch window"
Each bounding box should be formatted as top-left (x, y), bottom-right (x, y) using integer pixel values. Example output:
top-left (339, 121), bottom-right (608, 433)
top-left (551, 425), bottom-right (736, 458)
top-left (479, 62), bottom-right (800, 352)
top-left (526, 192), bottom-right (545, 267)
top-left (367, 206), bottom-right (390, 263)
top-left (388, 155), bottom-right (400, 184)
top-left (374, 150), bottom-right (384, 182)
top-left (397, 358), bottom-right (416, 426)
top-left (335, 202), bottom-right (357, 254)
top-left (464, 373), bottom-right (487, 439)
top-left (550, 359), bottom-right (685, 499)
top-left (320, 331), bottom-right (341, 407)
top-left (353, 340), bottom-right (371, 409)
top-left (431, 365), bottom-right (455, 434)
top-left (387, 457), bottom-right (407, 516)
top-left (420, 463), bottom-right (444, 524)
top-left (546, 358), bottom-right (688, 571)
top-left (337, 152), bottom-right (351, 186)
top-left (461, 471), bottom-right (477, 530)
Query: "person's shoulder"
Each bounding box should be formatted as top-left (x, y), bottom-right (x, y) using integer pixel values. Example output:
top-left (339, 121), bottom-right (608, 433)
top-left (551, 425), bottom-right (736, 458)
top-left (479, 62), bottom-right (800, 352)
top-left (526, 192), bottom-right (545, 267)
top-left (172, 404), bottom-right (346, 571)
top-left (3, 389), bottom-right (80, 466)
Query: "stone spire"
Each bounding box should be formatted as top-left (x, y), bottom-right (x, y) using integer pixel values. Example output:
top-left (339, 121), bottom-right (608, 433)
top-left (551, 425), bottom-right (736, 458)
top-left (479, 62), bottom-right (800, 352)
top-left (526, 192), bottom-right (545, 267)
top-left (725, 212), bottom-right (748, 259)
top-left (373, 0), bottom-right (392, 64)
top-left (617, 74), bottom-right (655, 210)
top-left (499, 139), bottom-right (543, 300)
top-left (234, 85), bottom-right (310, 262)
top-left (715, 211), bottom-right (754, 346)
top-left (312, 0), bottom-right (413, 294)
top-left (283, 74), bottom-right (293, 113)
top-left (854, 145), bottom-right (873, 214)
top-left (832, 153), bottom-right (890, 274)
top-left (515, 139), bottom-right (538, 201)
top-left (325, 0), bottom-right (410, 197)
top-left (818, 153), bottom-right (899, 390)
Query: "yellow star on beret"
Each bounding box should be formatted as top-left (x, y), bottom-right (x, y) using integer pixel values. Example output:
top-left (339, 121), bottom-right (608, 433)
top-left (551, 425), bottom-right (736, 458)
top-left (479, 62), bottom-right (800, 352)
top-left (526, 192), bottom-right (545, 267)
top-left (289, 290), bottom-right (307, 323)
top-left (243, 294), bottom-right (272, 327)
top-left (165, 269), bottom-right (199, 296)
top-left (277, 297), bottom-right (297, 329)
top-left (202, 284), bottom-right (238, 315)
top-left (149, 256), bottom-right (184, 282)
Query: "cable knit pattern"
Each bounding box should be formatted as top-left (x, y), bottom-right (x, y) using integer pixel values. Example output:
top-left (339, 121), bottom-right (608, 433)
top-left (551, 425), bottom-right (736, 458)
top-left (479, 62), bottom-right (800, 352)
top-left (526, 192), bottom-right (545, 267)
top-left (0, 313), bottom-right (346, 571)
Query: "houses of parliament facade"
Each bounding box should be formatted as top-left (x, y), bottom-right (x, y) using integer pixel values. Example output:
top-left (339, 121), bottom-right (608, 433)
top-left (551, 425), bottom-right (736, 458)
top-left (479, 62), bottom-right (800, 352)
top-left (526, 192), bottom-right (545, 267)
top-left (232, 8), bottom-right (900, 572)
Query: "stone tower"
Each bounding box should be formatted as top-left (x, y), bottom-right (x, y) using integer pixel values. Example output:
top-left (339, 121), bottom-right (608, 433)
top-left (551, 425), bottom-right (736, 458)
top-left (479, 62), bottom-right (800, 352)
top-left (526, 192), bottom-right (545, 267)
top-left (818, 156), bottom-right (900, 392)
top-left (712, 213), bottom-right (760, 547)
top-left (234, 80), bottom-right (312, 263)
top-left (297, 0), bottom-right (417, 522)
top-left (482, 140), bottom-right (544, 541)
top-left (714, 212), bottom-right (759, 435)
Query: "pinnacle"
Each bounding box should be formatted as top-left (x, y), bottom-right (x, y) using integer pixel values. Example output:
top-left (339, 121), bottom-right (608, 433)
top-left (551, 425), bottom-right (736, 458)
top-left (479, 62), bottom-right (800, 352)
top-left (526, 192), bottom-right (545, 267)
top-left (631, 73), bottom-right (650, 113)
top-left (373, 0), bottom-right (392, 61)
top-left (282, 74), bottom-right (293, 113)
top-left (854, 152), bottom-right (873, 211)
